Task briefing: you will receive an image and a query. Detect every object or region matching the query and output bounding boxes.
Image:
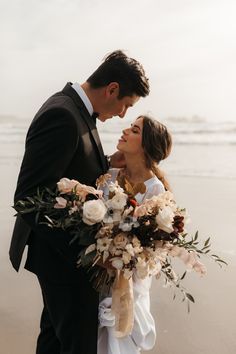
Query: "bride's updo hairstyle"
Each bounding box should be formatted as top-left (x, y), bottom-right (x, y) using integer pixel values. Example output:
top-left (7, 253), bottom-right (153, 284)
top-left (139, 115), bottom-right (172, 190)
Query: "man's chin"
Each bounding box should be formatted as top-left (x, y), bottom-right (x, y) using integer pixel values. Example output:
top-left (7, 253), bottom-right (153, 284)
top-left (98, 115), bottom-right (112, 122)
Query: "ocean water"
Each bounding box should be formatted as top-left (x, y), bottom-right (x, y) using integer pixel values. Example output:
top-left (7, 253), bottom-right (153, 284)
top-left (0, 115), bottom-right (236, 179)
top-left (97, 116), bottom-right (236, 179)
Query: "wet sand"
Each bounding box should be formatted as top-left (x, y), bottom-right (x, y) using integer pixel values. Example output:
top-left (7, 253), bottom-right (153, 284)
top-left (1, 169), bottom-right (236, 353)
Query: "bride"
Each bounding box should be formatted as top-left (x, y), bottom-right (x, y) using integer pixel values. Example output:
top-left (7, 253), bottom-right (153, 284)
top-left (97, 115), bottom-right (172, 354)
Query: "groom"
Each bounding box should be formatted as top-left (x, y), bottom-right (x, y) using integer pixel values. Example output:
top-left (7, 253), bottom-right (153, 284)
top-left (9, 50), bottom-right (149, 354)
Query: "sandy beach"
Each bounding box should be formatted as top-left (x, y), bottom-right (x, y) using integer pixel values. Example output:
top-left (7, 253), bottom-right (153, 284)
top-left (1, 168), bottom-right (235, 354)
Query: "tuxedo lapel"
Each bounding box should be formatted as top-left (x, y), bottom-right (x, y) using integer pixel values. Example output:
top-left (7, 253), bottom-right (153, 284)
top-left (80, 110), bottom-right (108, 172)
top-left (62, 83), bottom-right (107, 172)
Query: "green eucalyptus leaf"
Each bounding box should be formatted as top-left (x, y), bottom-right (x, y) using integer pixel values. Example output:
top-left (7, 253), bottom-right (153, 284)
top-left (204, 237), bottom-right (211, 247)
top-left (194, 231), bottom-right (199, 241)
top-left (216, 259), bottom-right (228, 265)
top-left (26, 197), bottom-right (36, 204)
top-left (186, 293), bottom-right (195, 303)
top-left (80, 250), bottom-right (97, 267)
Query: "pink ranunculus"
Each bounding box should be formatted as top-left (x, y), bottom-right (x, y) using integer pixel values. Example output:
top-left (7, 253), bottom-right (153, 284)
top-left (54, 197), bottom-right (67, 209)
top-left (75, 184), bottom-right (103, 201)
top-left (57, 178), bottom-right (79, 193)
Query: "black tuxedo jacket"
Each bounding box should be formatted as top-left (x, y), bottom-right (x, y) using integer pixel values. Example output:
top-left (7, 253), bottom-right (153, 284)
top-left (9, 83), bottom-right (108, 282)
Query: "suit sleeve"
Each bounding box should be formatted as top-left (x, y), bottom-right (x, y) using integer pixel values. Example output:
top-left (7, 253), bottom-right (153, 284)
top-left (15, 107), bottom-right (79, 201)
top-left (14, 107), bottom-right (81, 257)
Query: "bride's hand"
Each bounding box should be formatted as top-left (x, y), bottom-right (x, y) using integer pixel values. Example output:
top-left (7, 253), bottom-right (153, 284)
top-left (109, 151), bottom-right (126, 168)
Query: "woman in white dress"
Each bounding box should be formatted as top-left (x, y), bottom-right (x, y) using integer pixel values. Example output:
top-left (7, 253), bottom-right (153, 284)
top-left (98, 115), bottom-right (172, 354)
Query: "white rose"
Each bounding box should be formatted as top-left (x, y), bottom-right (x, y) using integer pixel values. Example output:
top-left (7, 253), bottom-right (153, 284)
top-left (82, 199), bottom-right (107, 225)
top-left (107, 192), bottom-right (127, 210)
top-left (155, 206), bottom-right (175, 233)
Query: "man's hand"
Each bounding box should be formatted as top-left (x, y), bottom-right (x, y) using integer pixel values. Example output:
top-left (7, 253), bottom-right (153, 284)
top-left (109, 151), bottom-right (126, 168)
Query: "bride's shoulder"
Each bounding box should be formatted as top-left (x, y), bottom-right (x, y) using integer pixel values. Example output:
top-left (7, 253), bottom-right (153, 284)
top-left (146, 176), bottom-right (165, 196)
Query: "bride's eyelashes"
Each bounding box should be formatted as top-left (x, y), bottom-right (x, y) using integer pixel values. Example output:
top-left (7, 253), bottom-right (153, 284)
top-left (130, 124), bottom-right (141, 134)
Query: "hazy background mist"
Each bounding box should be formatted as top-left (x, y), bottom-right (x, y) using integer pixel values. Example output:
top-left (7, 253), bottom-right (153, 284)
top-left (1, 2), bottom-right (236, 354)
top-left (1, 0), bottom-right (236, 122)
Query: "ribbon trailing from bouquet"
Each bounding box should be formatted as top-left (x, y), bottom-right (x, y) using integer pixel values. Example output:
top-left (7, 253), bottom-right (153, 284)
top-left (111, 270), bottom-right (134, 338)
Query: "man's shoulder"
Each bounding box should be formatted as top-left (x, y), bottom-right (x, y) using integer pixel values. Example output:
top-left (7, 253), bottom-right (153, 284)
top-left (31, 89), bottom-right (82, 126)
top-left (26, 83), bottom-right (89, 134)
top-left (37, 90), bottom-right (74, 115)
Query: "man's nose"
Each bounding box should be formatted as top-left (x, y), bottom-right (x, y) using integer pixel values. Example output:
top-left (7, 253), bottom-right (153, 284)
top-left (118, 108), bottom-right (127, 118)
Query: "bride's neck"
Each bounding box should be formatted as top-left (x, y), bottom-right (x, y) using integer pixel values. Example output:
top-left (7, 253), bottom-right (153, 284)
top-left (122, 154), bottom-right (154, 183)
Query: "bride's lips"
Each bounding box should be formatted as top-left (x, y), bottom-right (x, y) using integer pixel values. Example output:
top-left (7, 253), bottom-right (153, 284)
top-left (118, 135), bottom-right (126, 143)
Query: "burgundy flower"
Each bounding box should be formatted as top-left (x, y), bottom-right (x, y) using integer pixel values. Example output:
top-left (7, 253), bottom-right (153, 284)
top-left (173, 215), bottom-right (185, 234)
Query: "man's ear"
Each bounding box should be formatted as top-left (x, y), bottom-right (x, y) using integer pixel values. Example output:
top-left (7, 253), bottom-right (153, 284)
top-left (106, 82), bottom-right (119, 97)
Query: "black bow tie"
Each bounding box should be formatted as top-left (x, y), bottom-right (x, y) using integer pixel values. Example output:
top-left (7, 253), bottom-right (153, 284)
top-left (91, 112), bottom-right (99, 124)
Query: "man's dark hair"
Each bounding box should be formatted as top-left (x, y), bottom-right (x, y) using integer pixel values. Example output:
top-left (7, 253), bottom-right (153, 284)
top-left (87, 50), bottom-right (150, 98)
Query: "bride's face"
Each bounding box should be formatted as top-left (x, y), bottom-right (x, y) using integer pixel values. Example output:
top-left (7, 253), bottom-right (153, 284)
top-left (117, 117), bottom-right (144, 155)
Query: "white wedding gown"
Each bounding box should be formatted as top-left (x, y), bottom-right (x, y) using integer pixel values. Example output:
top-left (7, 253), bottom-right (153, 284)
top-left (97, 169), bottom-right (165, 354)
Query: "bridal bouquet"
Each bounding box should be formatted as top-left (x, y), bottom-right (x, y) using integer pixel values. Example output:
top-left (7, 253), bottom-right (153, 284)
top-left (14, 173), bottom-right (226, 332)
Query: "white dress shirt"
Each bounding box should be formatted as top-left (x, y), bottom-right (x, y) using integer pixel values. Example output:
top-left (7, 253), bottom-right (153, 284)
top-left (71, 82), bottom-right (93, 116)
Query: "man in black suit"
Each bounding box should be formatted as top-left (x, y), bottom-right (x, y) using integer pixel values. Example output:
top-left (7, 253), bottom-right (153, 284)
top-left (9, 50), bottom-right (150, 354)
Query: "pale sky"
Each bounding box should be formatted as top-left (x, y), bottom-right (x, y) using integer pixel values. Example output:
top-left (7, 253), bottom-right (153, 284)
top-left (0, 0), bottom-right (236, 122)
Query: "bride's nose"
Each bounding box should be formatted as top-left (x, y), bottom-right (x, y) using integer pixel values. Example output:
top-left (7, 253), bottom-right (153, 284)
top-left (123, 128), bottom-right (129, 135)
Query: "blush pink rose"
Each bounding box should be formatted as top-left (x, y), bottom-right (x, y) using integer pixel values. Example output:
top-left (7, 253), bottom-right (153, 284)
top-left (54, 197), bottom-right (67, 209)
top-left (57, 178), bottom-right (79, 193)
